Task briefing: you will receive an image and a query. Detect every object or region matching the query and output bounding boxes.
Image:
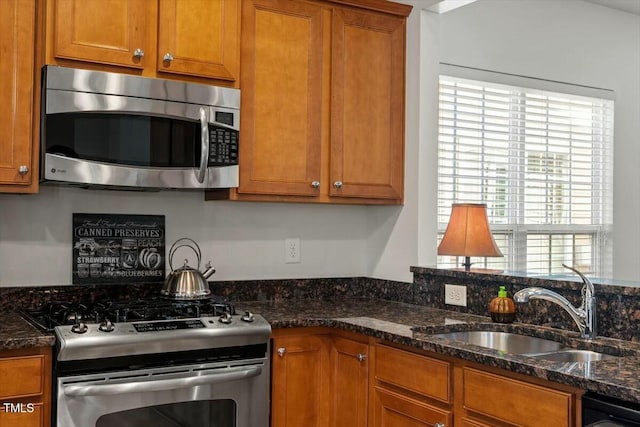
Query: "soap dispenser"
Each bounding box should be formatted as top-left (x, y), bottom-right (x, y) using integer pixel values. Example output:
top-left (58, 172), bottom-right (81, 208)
top-left (489, 286), bottom-right (516, 323)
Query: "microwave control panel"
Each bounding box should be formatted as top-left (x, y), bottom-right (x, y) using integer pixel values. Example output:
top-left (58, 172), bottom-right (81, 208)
top-left (208, 126), bottom-right (238, 166)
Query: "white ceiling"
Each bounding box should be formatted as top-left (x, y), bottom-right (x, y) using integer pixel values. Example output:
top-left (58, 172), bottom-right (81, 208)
top-left (425, 0), bottom-right (640, 16)
top-left (580, 0), bottom-right (640, 15)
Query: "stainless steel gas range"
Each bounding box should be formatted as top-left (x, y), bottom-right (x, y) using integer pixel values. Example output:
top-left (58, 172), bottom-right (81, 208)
top-left (22, 298), bottom-right (271, 427)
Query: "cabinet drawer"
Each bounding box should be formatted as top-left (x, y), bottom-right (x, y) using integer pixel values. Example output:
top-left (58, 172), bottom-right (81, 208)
top-left (375, 345), bottom-right (450, 403)
top-left (372, 386), bottom-right (452, 427)
top-left (463, 367), bottom-right (573, 427)
top-left (0, 356), bottom-right (44, 399)
top-left (0, 403), bottom-right (43, 427)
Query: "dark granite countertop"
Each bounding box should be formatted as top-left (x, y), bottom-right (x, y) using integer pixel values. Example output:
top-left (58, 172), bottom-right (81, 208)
top-left (2, 297), bottom-right (639, 404)
top-left (236, 297), bottom-right (640, 404)
top-left (0, 311), bottom-right (55, 350)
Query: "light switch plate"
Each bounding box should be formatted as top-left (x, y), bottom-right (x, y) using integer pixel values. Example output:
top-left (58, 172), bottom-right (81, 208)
top-left (445, 284), bottom-right (467, 307)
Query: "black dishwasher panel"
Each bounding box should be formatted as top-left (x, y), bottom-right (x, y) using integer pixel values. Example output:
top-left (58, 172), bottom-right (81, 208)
top-left (583, 393), bottom-right (640, 426)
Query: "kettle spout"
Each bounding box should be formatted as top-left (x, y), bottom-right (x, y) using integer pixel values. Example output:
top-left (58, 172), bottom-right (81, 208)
top-left (202, 261), bottom-right (216, 279)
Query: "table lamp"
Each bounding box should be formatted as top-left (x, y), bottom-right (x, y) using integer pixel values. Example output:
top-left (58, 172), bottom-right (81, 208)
top-left (438, 203), bottom-right (503, 271)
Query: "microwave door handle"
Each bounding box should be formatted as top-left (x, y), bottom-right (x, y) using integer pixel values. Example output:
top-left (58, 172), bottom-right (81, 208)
top-left (197, 107), bottom-right (209, 184)
top-left (62, 365), bottom-right (262, 397)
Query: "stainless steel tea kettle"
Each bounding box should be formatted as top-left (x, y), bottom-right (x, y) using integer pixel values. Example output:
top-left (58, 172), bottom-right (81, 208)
top-left (161, 238), bottom-right (216, 300)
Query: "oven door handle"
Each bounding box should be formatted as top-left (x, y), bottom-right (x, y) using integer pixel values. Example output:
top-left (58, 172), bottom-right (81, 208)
top-left (62, 365), bottom-right (262, 397)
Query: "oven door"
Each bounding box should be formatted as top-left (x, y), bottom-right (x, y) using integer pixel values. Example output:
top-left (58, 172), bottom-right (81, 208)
top-left (56, 358), bottom-right (269, 427)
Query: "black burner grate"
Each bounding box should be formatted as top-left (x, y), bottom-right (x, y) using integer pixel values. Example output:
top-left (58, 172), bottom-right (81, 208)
top-left (20, 297), bottom-right (235, 332)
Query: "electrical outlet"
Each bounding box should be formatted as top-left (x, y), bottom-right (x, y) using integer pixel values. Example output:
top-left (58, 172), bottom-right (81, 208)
top-left (445, 284), bottom-right (467, 307)
top-left (285, 238), bottom-right (301, 263)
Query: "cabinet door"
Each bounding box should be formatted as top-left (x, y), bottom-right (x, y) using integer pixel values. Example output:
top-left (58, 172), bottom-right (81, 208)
top-left (0, 0), bottom-right (36, 188)
top-left (52, 0), bottom-right (148, 69)
top-left (462, 367), bottom-right (575, 427)
top-left (331, 337), bottom-right (368, 427)
top-left (372, 386), bottom-right (452, 427)
top-left (0, 404), bottom-right (43, 427)
top-left (271, 334), bottom-right (329, 427)
top-left (0, 355), bottom-right (44, 399)
top-left (330, 9), bottom-right (405, 201)
top-left (157, 0), bottom-right (239, 81)
top-left (238, 0), bottom-right (323, 196)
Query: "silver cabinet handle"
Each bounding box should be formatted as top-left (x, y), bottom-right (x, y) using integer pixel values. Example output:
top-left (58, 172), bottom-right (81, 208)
top-left (63, 366), bottom-right (261, 397)
top-left (434, 423), bottom-right (445, 427)
top-left (196, 107), bottom-right (209, 184)
top-left (133, 48), bottom-right (144, 58)
top-left (18, 165), bottom-right (29, 175)
top-left (311, 181), bottom-right (320, 189)
top-left (333, 181), bottom-right (343, 189)
top-left (357, 353), bottom-right (366, 362)
top-left (163, 53), bottom-right (174, 62)
top-left (277, 347), bottom-right (286, 357)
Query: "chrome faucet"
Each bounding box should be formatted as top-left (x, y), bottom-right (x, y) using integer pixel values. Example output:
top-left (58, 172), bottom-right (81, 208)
top-left (514, 264), bottom-right (597, 340)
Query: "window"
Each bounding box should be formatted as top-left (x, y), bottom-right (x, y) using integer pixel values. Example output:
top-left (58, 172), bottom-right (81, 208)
top-left (437, 71), bottom-right (614, 276)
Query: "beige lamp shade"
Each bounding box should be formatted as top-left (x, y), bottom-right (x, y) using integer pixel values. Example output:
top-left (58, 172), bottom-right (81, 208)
top-left (438, 203), bottom-right (503, 270)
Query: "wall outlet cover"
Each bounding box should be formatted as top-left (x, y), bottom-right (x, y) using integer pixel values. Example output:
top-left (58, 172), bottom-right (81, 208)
top-left (445, 284), bottom-right (467, 307)
top-left (285, 238), bottom-right (301, 264)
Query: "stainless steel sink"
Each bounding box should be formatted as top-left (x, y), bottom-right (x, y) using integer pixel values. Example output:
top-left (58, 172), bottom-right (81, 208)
top-left (431, 331), bottom-right (565, 354)
top-left (431, 331), bottom-right (620, 362)
top-left (528, 349), bottom-right (619, 362)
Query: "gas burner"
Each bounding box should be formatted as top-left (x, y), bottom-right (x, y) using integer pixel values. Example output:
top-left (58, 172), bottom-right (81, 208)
top-left (20, 297), bottom-right (235, 332)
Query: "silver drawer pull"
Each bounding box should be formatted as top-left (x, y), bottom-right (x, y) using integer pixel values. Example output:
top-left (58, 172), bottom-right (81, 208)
top-left (277, 347), bottom-right (286, 357)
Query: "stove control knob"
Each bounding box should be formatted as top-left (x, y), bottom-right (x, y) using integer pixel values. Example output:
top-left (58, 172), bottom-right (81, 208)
top-left (99, 319), bottom-right (115, 333)
top-left (219, 312), bottom-right (233, 324)
top-left (241, 311), bottom-right (255, 323)
top-left (71, 322), bottom-right (88, 334)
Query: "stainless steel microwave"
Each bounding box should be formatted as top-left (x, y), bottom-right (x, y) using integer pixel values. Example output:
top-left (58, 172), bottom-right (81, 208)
top-left (41, 66), bottom-right (239, 190)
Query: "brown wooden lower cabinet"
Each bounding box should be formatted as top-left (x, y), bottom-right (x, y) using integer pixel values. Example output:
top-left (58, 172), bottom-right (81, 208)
top-left (271, 328), bottom-right (371, 427)
top-left (331, 336), bottom-right (369, 427)
top-left (271, 328), bottom-right (583, 427)
top-left (371, 386), bottom-right (452, 427)
top-left (0, 347), bottom-right (51, 427)
top-left (459, 366), bottom-right (579, 427)
top-left (0, 403), bottom-right (44, 427)
top-left (374, 344), bottom-right (450, 404)
top-left (271, 330), bottom-right (331, 427)
top-left (459, 417), bottom-right (494, 427)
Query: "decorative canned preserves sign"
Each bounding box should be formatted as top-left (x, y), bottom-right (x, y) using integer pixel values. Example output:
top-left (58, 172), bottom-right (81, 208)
top-left (72, 213), bottom-right (165, 284)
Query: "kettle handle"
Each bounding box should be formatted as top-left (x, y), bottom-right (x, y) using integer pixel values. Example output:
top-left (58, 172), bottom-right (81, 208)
top-left (168, 238), bottom-right (202, 271)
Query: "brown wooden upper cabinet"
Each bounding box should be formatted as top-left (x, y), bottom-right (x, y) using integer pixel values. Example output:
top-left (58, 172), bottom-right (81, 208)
top-left (0, 0), bottom-right (38, 193)
top-left (207, 0), bottom-right (411, 204)
top-left (46, 0), bottom-right (240, 84)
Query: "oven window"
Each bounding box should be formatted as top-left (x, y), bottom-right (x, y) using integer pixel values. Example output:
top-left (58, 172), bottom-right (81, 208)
top-left (45, 113), bottom-right (201, 167)
top-left (95, 399), bottom-right (236, 427)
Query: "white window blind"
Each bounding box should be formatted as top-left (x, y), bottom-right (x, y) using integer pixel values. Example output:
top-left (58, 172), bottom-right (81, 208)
top-left (437, 73), bottom-right (614, 276)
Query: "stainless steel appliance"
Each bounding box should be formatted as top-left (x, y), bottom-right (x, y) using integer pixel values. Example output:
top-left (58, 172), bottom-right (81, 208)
top-left (22, 299), bottom-right (271, 427)
top-left (583, 393), bottom-right (640, 426)
top-left (41, 66), bottom-right (240, 190)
